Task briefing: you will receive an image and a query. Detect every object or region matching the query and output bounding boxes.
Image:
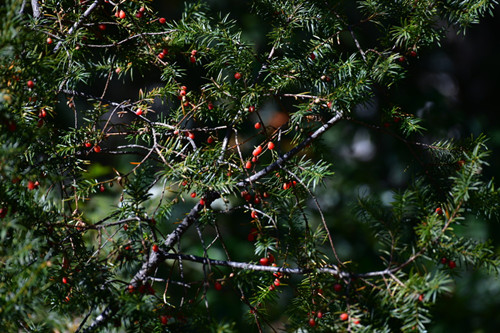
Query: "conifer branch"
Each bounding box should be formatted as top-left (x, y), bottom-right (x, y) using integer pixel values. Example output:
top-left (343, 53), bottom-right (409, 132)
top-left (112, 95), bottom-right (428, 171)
top-left (237, 110), bottom-right (343, 187)
top-left (54, 0), bottom-right (103, 52)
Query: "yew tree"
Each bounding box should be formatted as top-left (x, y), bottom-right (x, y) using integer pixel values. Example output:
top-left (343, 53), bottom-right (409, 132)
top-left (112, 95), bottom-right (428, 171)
top-left (1, 0), bottom-right (499, 332)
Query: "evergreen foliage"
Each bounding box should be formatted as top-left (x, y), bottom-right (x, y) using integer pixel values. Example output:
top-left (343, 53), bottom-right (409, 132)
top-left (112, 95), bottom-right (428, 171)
top-left (1, 0), bottom-right (499, 331)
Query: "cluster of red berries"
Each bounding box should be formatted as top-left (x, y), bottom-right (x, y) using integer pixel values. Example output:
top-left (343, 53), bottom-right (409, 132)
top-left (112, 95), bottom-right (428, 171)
top-left (127, 282), bottom-right (155, 295)
top-left (158, 48), bottom-right (168, 59)
top-left (440, 257), bottom-right (456, 269)
top-left (135, 6), bottom-right (146, 18)
top-left (245, 141), bottom-right (275, 169)
top-left (83, 141), bottom-right (101, 153)
top-left (308, 311), bottom-right (324, 327)
top-left (115, 9), bottom-right (126, 19)
top-left (259, 253), bottom-right (275, 266)
top-left (189, 49), bottom-right (197, 63)
top-left (247, 227), bottom-right (259, 241)
top-left (27, 180), bottom-right (40, 190)
top-left (282, 180), bottom-right (297, 190)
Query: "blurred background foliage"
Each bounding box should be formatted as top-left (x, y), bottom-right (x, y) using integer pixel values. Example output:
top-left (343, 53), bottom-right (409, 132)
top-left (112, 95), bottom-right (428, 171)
top-left (41, 0), bottom-right (500, 331)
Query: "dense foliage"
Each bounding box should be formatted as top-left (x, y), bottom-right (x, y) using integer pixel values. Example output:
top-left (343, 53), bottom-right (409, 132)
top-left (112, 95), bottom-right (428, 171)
top-left (1, 0), bottom-right (499, 332)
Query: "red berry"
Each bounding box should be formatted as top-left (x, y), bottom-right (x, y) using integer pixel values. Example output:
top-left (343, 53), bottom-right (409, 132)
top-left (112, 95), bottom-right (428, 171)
top-left (84, 142), bottom-right (92, 148)
top-left (252, 145), bottom-right (263, 156)
top-left (180, 89), bottom-right (186, 96)
top-left (159, 17), bottom-right (166, 24)
top-left (248, 105), bottom-right (255, 112)
top-left (152, 244), bottom-right (159, 252)
top-left (398, 56), bottom-right (405, 62)
top-left (207, 136), bottom-right (214, 144)
top-left (181, 86), bottom-right (187, 91)
top-left (410, 50), bottom-right (417, 57)
top-left (418, 294), bottom-right (424, 302)
top-left (160, 315), bottom-right (168, 325)
top-left (39, 109), bottom-right (47, 118)
top-left (135, 109), bottom-right (143, 116)
top-left (181, 180), bottom-right (188, 186)
top-left (448, 260), bottom-right (456, 269)
top-left (393, 116), bottom-right (401, 123)
top-left (274, 279), bottom-right (280, 286)
top-left (248, 228), bottom-right (258, 242)
top-left (268, 253), bottom-right (275, 263)
top-left (234, 72), bottom-right (241, 80)
top-left (263, 192), bottom-right (269, 198)
top-left (316, 311), bottom-right (323, 318)
top-left (190, 192), bottom-right (196, 198)
top-left (254, 122), bottom-right (261, 129)
top-left (333, 283), bottom-right (342, 292)
top-left (128, 285), bottom-right (135, 293)
top-left (340, 313), bottom-right (348, 321)
top-left (118, 10), bottom-right (126, 19)
top-left (267, 141), bottom-right (275, 150)
top-left (353, 319), bottom-right (360, 325)
top-left (327, 101), bottom-right (332, 108)
top-left (269, 284), bottom-right (275, 291)
top-left (252, 156), bottom-right (258, 162)
top-left (189, 56), bottom-right (196, 63)
top-left (139, 7), bottom-right (146, 12)
top-left (62, 277), bottom-right (68, 284)
top-left (47, 37), bottom-right (53, 44)
top-left (254, 196), bottom-right (261, 205)
top-left (27, 80), bottom-right (35, 89)
top-left (199, 198), bottom-right (205, 206)
top-left (435, 207), bottom-right (443, 215)
top-left (207, 102), bottom-right (214, 110)
top-left (251, 210), bottom-right (258, 219)
top-left (0, 207), bottom-right (7, 219)
top-left (99, 184), bottom-right (105, 192)
top-left (123, 224), bottom-right (128, 231)
top-left (27, 180), bottom-right (36, 190)
top-left (245, 161), bottom-right (252, 169)
top-left (214, 281), bottom-right (222, 291)
top-left (259, 257), bottom-right (269, 266)
top-left (93, 145), bottom-right (101, 153)
top-left (188, 132), bottom-right (195, 140)
top-left (158, 52), bottom-right (165, 59)
top-left (309, 318), bottom-right (316, 327)
top-left (310, 53), bottom-right (316, 60)
top-left (98, 24), bottom-right (106, 31)
top-left (440, 257), bottom-right (448, 264)
top-left (135, 12), bottom-right (143, 18)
